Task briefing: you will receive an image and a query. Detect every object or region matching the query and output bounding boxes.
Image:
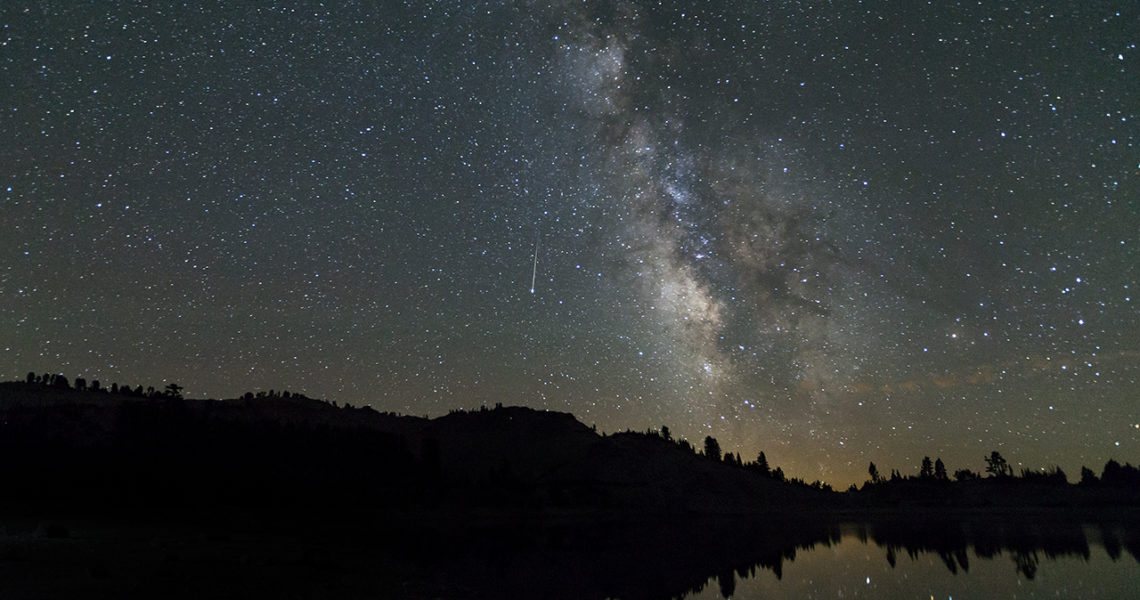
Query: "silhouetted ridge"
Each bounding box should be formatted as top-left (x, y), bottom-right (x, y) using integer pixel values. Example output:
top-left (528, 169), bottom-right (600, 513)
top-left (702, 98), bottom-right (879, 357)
top-left (0, 381), bottom-right (830, 520)
top-left (426, 405), bottom-right (597, 487)
top-left (1, 379), bottom-right (1139, 599)
top-left (2, 379), bottom-right (1138, 525)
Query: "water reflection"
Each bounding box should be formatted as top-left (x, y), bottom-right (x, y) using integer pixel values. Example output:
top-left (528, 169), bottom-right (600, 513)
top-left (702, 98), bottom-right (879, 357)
top-left (394, 514), bottom-right (846, 600)
top-left (672, 516), bottom-right (1140, 600)
top-left (858, 515), bottom-right (1098, 579)
top-left (387, 514), bottom-right (1140, 599)
top-left (21, 513), bottom-right (1137, 598)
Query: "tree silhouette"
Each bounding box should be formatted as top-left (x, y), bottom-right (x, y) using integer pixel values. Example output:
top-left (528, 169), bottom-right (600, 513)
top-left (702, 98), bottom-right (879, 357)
top-left (756, 452), bottom-right (770, 476)
top-left (934, 458), bottom-right (947, 481)
top-left (660, 425), bottom-right (672, 442)
top-left (703, 436), bottom-right (721, 462)
top-left (74, 377), bottom-right (87, 392)
top-left (1099, 459), bottom-right (1137, 485)
top-left (1012, 551), bottom-right (1038, 580)
top-left (1079, 466), bottom-right (1098, 486)
top-left (26, 372), bottom-right (35, 384)
top-left (717, 569), bottom-right (736, 598)
top-left (867, 461), bottom-right (880, 484)
top-left (984, 451), bottom-right (1011, 478)
top-left (164, 383), bottom-right (184, 399)
top-left (954, 468), bottom-right (979, 482)
top-left (920, 456), bottom-right (934, 479)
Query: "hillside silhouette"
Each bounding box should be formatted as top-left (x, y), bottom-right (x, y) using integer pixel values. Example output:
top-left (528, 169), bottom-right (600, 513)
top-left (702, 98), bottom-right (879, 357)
top-left (0, 380), bottom-right (833, 522)
top-left (3, 378), bottom-right (1139, 521)
top-left (1, 377), bottom-right (1139, 598)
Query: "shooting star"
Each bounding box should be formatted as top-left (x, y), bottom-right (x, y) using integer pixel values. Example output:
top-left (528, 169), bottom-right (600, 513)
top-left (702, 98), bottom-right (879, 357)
top-left (529, 233), bottom-right (539, 294)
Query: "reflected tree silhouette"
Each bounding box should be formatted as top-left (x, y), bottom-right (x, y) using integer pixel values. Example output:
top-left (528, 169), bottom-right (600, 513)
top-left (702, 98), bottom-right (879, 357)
top-left (1012, 550), bottom-right (1039, 579)
top-left (716, 569), bottom-right (735, 598)
top-left (864, 516), bottom-right (1121, 581)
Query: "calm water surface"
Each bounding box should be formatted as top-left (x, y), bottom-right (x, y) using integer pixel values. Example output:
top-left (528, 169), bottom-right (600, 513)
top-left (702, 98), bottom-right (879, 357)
top-left (5, 515), bottom-right (1136, 598)
top-left (681, 524), bottom-right (1140, 600)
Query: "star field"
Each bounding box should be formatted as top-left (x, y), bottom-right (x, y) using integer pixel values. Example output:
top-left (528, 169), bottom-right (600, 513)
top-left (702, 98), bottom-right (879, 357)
top-left (2, 1), bottom-right (1137, 486)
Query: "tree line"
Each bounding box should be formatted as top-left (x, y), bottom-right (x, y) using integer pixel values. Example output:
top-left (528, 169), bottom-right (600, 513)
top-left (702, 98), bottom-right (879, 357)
top-left (647, 422), bottom-right (1138, 493)
top-left (21, 371), bottom-right (322, 406)
top-left (25, 371), bottom-right (185, 400)
top-left (633, 425), bottom-right (833, 492)
top-left (861, 449), bottom-right (1140, 489)
top-left (12, 374), bottom-right (1138, 494)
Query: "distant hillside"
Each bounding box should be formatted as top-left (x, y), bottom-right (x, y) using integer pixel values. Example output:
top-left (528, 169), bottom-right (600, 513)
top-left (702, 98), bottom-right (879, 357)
top-left (2, 380), bottom-right (1138, 600)
top-left (3, 380), bottom-right (1136, 527)
top-left (0, 381), bottom-right (825, 521)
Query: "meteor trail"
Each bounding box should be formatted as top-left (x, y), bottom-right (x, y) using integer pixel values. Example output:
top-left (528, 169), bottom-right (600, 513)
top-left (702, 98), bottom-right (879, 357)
top-left (530, 233), bottom-right (539, 294)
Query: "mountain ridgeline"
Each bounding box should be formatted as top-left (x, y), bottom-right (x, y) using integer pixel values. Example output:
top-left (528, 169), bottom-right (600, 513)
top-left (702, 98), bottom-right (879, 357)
top-left (2, 378), bottom-right (1138, 524)
top-left (4, 378), bottom-right (1140, 598)
top-left (0, 380), bottom-right (825, 521)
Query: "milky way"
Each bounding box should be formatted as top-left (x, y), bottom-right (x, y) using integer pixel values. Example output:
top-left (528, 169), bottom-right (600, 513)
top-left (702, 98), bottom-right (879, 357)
top-left (2, 1), bottom-right (1137, 485)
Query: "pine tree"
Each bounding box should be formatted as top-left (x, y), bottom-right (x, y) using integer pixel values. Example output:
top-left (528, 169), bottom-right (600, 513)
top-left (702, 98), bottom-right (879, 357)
top-left (703, 436), bottom-right (722, 461)
top-left (985, 451), bottom-right (1011, 478)
top-left (756, 452), bottom-right (770, 476)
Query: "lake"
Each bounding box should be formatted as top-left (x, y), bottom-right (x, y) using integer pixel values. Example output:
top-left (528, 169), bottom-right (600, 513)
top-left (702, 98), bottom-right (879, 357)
top-left (680, 521), bottom-right (1140, 600)
top-left (1, 513), bottom-right (1136, 598)
top-left (371, 512), bottom-right (1140, 599)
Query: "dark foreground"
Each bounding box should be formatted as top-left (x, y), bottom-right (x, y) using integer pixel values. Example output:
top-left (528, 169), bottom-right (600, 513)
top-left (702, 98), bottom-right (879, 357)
top-left (1, 381), bottom-right (1138, 597)
top-left (1, 510), bottom-right (1138, 599)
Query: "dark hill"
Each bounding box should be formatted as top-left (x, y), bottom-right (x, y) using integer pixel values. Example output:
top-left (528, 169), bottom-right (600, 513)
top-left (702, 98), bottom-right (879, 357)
top-left (0, 381), bottom-right (823, 522)
top-left (423, 406), bottom-right (599, 488)
top-left (1, 382), bottom-right (1138, 599)
top-left (550, 431), bottom-right (811, 513)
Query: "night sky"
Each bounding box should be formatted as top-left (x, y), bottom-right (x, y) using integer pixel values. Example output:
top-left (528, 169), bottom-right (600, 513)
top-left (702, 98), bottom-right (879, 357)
top-left (3, 2), bottom-right (1137, 486)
